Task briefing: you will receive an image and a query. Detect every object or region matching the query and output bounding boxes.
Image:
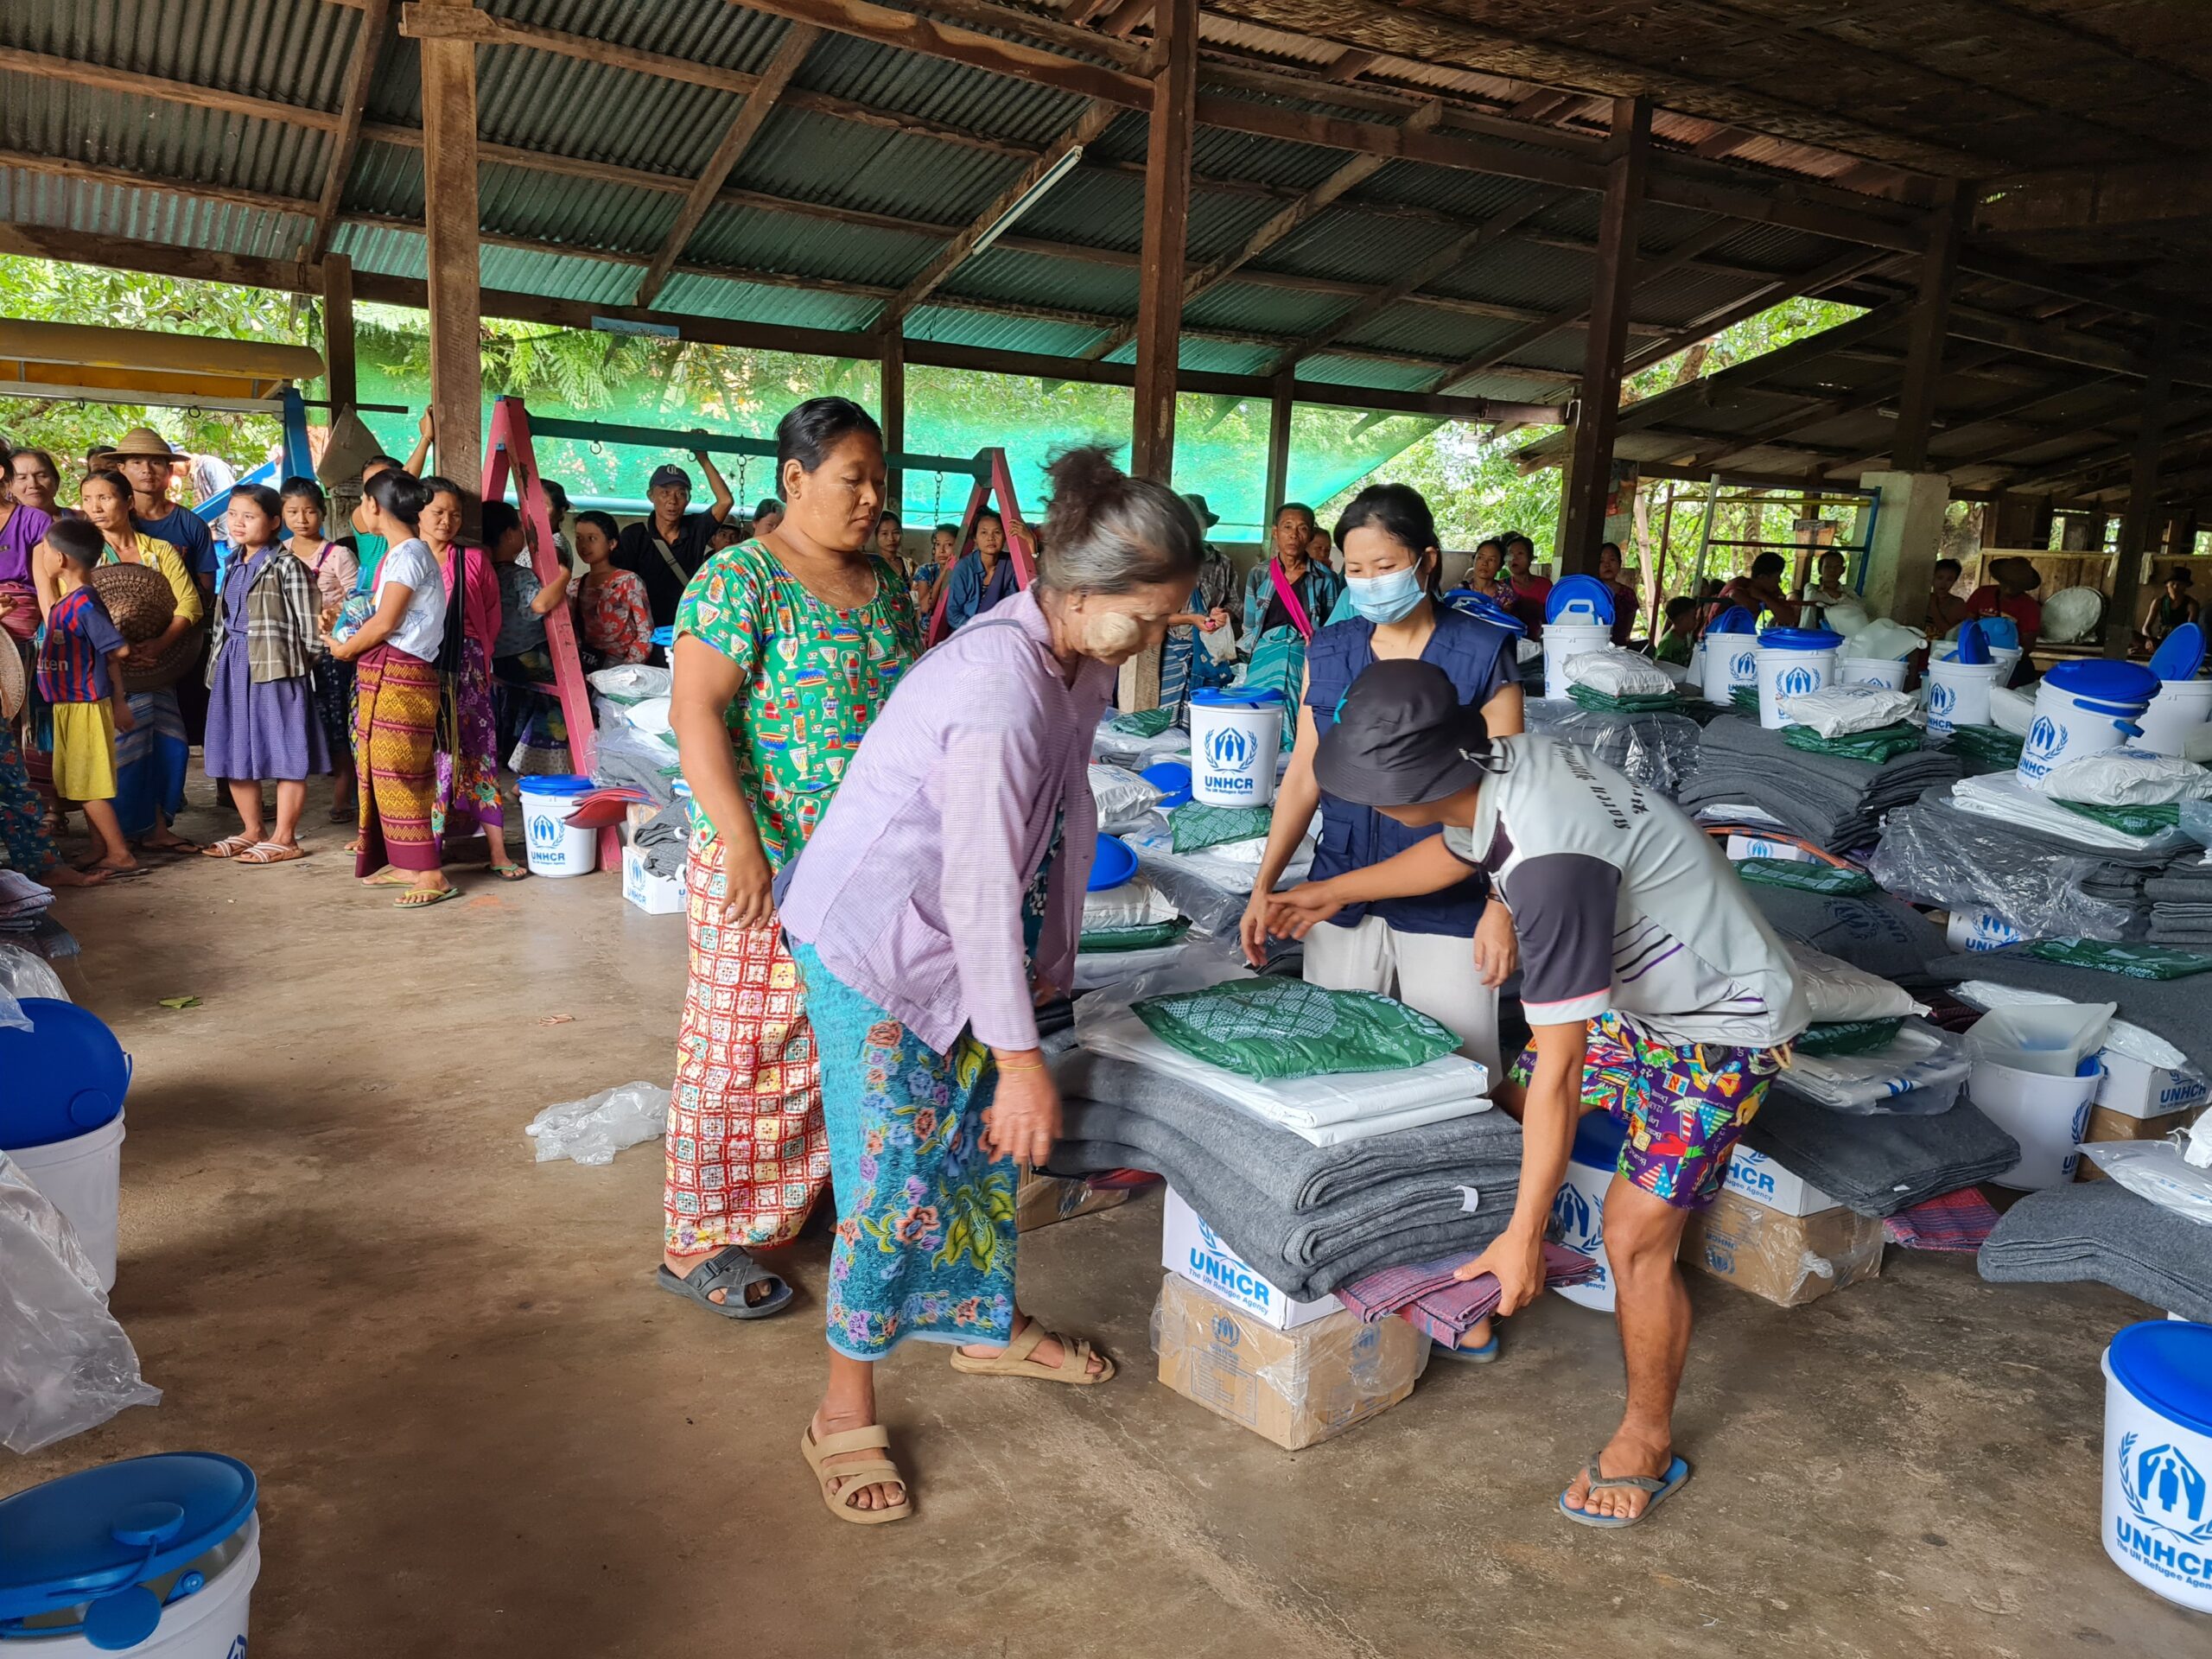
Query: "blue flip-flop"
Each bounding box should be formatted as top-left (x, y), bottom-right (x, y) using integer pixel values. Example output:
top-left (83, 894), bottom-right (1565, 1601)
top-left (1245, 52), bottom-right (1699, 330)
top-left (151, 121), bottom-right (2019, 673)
top-left (1558, 1454), bottom-right (1692, 1528)
top-left (1429, 1332), bottom-right (1500, 1364)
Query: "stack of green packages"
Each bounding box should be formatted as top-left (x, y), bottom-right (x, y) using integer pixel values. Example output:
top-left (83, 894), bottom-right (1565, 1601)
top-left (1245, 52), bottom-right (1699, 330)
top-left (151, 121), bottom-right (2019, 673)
top-left (1167, 801), bottom-right (1273, 855)
top-left (1733, 857), bottom-right (1878, 896)
top-left (1133, 979), bottom-right (1459, 1079)
top-left (1108, 707), bottom-right (1179, 739)
top-left (1567, 684), bottom-right (1681, 715)
top-left (2023, 939), bottom-right (2212, 980)
top-left (1944, 724), bottom-right (2024, 772)
top-left (2056, 798), bottom-right (2183, 837)
top-left (1078, 918), bottom-right (1192, 954)
top-left (1795, 1017), bottom-right (1908, 1058)
top-left (1730, 684), bottom-right (1762, 715)
top-left (1781, 721), bottom-right (1923, 764)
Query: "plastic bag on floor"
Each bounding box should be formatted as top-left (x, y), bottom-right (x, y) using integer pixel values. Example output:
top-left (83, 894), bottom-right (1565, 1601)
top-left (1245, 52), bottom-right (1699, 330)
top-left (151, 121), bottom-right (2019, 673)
top-left (525, 1082), bottom-right (671, 1166)
top-left (0, 1152), bottom-right (160, 1453)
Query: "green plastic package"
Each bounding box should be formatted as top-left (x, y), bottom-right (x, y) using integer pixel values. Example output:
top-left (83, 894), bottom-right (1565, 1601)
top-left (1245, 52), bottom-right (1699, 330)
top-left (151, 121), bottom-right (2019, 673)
top-left (2023, 939), bottom-right (2212, 980)
top-left (1734, 857), bottom-right (1878, 897)
top-left (2055, 799), bottom-right (2183, 837)
top-left (1132, 978), bottom-right (1460, 1079)
top-left (1109, 707), bottom-right (1179, 739)
top-left (1078, 918), bottom-right (1192, 954)
top-left (1795, 1017), bottom-right (1906, 1058)
top-left (1567, 684), bottom-right (1681, 715)
top-left (1168, 801), bottom-right (1273, 855)
top-left (1781, 721), bottom-right (1923, 764)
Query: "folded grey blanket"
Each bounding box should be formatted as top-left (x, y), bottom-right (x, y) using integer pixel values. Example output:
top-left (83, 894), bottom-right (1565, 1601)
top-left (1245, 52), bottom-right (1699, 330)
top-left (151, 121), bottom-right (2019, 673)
top-left (1978, 1181), bottom-right (2212, 1323)
top-left (1681, 716), bottom-right (1959, 850)
top-left (1738, 1084), bottom-right (2019, 1217)
top-left (1052, 1048), bottom-right (1514, 1211)
top-left (1739, 880), bottom-right (1950, 986)
top-left (1051, 1137), bottom-right (1518, 1300)
top-left (1925, 946), bottom-right (2212, 1081)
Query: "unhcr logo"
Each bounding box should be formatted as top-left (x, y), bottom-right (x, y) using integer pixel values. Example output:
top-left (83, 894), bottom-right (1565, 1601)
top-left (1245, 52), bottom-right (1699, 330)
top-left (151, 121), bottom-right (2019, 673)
top-left (2120, 1433), bottom-right (2212, 1545)
top-left (529, 813), bottom-right (564, 849)
top-left (2027, 715), bottom-right (2067, 760)
top-left (1775, 664), bottom-right (1819, 699)
top-left (1205, 723), bottom-right (1257, 774)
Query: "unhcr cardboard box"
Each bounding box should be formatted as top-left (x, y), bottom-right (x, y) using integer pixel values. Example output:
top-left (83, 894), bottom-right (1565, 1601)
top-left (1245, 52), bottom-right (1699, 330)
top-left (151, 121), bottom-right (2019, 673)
top-left (1015, 1173), bottom-right (1131, 1232)
top-left (1154, 1273), bottom-right (1427, 1451)
top-left (1161, 1187), bottom-right (1338, 1330)
top-left (1718, 1146), bottom-right (1840, 1218)
top-left (2076, 1103), bottom-right (2204, 1182)
top-left (1683, 1189), bottom-right (1883, 1308)
top-left (2094, 1051), bottom-right (2210, 1121)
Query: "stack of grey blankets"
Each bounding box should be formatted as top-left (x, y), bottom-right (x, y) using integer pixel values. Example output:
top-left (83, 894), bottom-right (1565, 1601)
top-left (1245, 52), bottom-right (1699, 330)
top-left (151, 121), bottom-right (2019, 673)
top-left (1738, 1083), bottom-right (2020, 1217)
top-left (1928, 945), bottom-right (2212, 1080)
top-left (1979, 1182), bottom-right (2212, 1323)
top-left (2146, 862), bottom-right (2212, 948)
top-left (1680, 716), bottom-right (1959, 852)
top-left (1873, 786), bottom-right (2181, 941)
top-left (1046, 1047), bottom-right (1521, 1300)
top-left (1740, 880), bottom-right (1949, 987)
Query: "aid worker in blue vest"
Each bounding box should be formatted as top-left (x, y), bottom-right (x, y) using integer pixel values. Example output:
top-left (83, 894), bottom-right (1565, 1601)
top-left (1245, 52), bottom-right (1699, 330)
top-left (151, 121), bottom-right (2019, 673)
top-left (1239, 483), bottom-right (1522, 1082)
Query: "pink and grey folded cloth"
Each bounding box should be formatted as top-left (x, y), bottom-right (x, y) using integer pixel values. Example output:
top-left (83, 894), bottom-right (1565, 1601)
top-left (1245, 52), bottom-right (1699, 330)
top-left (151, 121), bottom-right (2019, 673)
top-left (1337, 1243), bottom-right (1598, 1346)
top-left (1882, 1187), bottom-right (1999, 1253)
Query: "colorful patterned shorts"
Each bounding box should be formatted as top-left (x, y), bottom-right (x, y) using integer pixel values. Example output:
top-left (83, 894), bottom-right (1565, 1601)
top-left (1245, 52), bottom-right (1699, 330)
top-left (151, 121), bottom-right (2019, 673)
top-left (1507, 1011), bottom-right (1790, 1210)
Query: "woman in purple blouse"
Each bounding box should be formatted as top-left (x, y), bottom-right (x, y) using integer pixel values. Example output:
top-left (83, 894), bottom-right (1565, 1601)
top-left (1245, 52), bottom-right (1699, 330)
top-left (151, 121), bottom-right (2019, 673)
top-left (780, 448), bottom-right (1201, 1525)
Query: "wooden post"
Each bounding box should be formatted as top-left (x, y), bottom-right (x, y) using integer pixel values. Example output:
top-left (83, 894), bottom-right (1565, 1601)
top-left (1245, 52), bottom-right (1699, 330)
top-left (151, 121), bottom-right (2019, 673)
top-left (1556, 98), bottom-right (1649, 578)
top-left (2107, 322), bottom-right (2179, 658)
top-left (1891, 180), bottom-right (1967, 474)
top-left (1121, 0), bottom-right (1196, 710)
top-left (881, 328), bottom-right (906, 518)
top-left (1128, 0), bottom-right (1196, 485)
top-left (420, 2), bottom-right (482, 506)
top-left (321, 251), bottom-right (357, 416)
top-left (1263, 369), bottom-right (1294, 524)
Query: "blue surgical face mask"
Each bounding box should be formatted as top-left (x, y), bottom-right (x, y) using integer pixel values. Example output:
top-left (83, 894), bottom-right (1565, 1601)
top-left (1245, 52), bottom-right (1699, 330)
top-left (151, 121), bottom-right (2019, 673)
top-left (1346, 563), bottom-right (1427, 625)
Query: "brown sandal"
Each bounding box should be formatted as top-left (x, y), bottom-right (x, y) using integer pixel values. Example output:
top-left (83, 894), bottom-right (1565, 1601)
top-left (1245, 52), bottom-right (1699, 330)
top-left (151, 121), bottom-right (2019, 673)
top-left (799, 1422), bottom-right (911, 1525)
top-left (233, 842), bottom-right (305, 865)
top-left (201, 835), bottom-right (256, 858)
top-left (948, 1319), bottom-right (1114, 1385)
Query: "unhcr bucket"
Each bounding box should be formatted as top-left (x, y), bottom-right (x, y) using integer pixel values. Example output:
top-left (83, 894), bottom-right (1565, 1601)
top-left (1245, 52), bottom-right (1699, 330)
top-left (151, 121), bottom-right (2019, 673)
top-left (1926, 656), bottom-right (2000, 735)
top-left (2101, 1320), bottom-right (2212, 1614)
top-left (2017, 661), bottom-right (2159, 785)
top-left (1754, 626), bottom-right (1842, 730)
top-left (1971, 1055), bottom-right (2100, 1190)
top-left (518, 774), bottom-right (596, 877)
top-left (1190, 689), bottom-right (1283, 807)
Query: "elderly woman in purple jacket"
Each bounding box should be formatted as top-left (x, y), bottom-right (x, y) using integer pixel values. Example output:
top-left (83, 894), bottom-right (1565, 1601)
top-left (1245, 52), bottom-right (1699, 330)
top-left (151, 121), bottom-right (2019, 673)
top-left (779, 447), bottom-right (1200, 1525)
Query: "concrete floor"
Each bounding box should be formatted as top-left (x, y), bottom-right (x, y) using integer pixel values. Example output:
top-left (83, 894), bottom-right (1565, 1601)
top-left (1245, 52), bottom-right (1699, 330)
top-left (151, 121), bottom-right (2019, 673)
top-left (6, 777), bottom-right (2204, 1658)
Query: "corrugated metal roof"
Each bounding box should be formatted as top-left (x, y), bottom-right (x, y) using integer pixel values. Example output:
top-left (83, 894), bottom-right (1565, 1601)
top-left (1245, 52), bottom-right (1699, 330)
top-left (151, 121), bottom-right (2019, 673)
top-left (798, 30), bottom-right (1095, 149)
top-left (479, 162), bottom-right (681, 254)
top-left (903, 307), bottom-right (1109, 359)
top-left (0, 167), bottom-right (309, 257)
top-left (0, 70), bottom-right (327, 201)
top-left (1, 0), bottom-right (355, 112)
top-left (941, 247), bottom-right (1135, 317)
top-left (652, 271), bottom-right (887, 333)
top-left (735, 107), bottom-right (1024, 226)
top-left (1296, 353), bottom-right (1449, 393)
top-left (1185, 280), bottom-right (1344, 340)
top-left (683, 201), bottom-right (943, 289)
top-left (474, 44), bottom-right (738, 178)
top-left (492, 0), bottom-right (789, 75)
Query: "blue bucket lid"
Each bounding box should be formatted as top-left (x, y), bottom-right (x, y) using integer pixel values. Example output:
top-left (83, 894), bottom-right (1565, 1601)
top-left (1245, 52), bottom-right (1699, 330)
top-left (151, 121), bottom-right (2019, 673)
top-left (1707, 606), bottom-right (1758, 636)
top-left (2108, 1320), bottom-right (2212, 1439)
top-left (0, 1453), bottom-right (256, 1636)
top-left (1088, 834), bottom-right (1138, 893)
top-left (1570, 1109), bottom-right (1627, 1169)
top-left (1952, 620), bottom-right (1992, 665)
top-left (1191, 687), bottom-right (1283, 709)
top-left (1545, 574), bottom-right (1616, 626)
top-left (1974, 614), bottom-right (2021, 650)
top-left (1140, 760), bottom-right (1192, 809)
top-left (1443, 589), bottom-right (1526, 636)
top-left (2044, 658), bottom-right (2159, 706)
top-left (2149, 620), bottom-right (2206, 683)
top-left (1758, 626), bottom-right (1845, 651)
top-left (516, 773), bottom-right (593, 796)
top-left (0, 1000), bottom-right (129, 1151)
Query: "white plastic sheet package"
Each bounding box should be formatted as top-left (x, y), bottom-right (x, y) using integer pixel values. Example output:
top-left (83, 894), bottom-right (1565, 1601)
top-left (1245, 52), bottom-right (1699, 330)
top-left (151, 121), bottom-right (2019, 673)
top-left (2031, 750), bottom-right (2212, 807)
top-left (2080, 1141), bottom-right (2212, 1227)
top-left (1780, 683), bottom-right (1921, 738)
top-left (525, 1082), bottom-right (671, 1166)
top-left (1951, 772), bottom-right (2196, 855)
top-left (0, 1153), bottom-right (160, 1452)
top-left (1563, 647), bottom-right (1674, 697)
top-left (1083, 876), bottom-right (1180, 931)
top-left (1089, 764), bottom-right (1163, 833)
top-left (1988, 683), bottom-right (2036, 737)
top-left (1787, 1022), bottom-right (1969, 1115)
top-left (1786, 940), bottom-right (1925, 1023)
top-left (588, 664), bottom-right (672, 703)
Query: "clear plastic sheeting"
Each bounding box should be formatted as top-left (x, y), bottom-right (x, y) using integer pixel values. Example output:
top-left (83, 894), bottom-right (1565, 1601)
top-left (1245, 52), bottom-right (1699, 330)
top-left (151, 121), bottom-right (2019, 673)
top-left (0, 941), bottom-right (67, 1004)
top-left (0, 1152), bottom-right (160, 1453)
top-left (1128, 818), bottom-right (1313, 937)
top-left (1963, 1001), bottom-right (2115, 1077)
top-left (1785, 1023), bottom-right (1968, 1116)
top-left (591, 705), bottom-right (683, 810)
top-left (2080, 1141), bottom-right (2212, 1227)
top-left (525, 1082), bottom-right (671, 1166)
top-left (1522, 702), bottom-right (1702, 799)
top-left (1869, 803), bottom-right (2145, 942)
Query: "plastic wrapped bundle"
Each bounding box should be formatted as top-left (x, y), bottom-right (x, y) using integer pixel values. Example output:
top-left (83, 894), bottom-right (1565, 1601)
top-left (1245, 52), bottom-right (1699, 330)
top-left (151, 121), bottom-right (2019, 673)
top-left (1869, 790), bottom-right (2164, 942)
top-left (1522, 700), bottom-right (1703, 799)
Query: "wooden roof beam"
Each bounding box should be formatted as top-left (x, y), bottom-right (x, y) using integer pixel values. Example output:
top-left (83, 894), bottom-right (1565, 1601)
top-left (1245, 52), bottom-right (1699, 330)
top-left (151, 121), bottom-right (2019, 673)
top-left (1948, 304), bottom-right (2212, 390)
top-left (1976, 156), bottom-right (2212, 238)
top-left (632, 22), bottom-right (820, 308)
top-left (0, 44), bottom-right (340, 132)
top-left (304, 0), bottom-right (392, 262)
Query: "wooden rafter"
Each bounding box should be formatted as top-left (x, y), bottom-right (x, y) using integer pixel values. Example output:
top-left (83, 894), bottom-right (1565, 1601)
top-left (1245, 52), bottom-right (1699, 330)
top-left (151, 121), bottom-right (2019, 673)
top-left (306, 0), bottom-right (392, 262)
top-left (0, 45), bottom-right (340, 131)
top-left (632, 23), bottom-right (820, 308)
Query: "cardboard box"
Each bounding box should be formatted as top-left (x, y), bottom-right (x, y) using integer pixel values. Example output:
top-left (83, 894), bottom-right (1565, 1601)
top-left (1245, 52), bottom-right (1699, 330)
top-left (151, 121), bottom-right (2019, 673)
top-left (1683, 1189), bottom-right (1883, 1308)
top-left (1015, 1172), bottom-right (1131, 1232)
top-left (624, 801), bottom-right (658, 844)
top-left (1719, 1145), bottom-right (1840, 1218)
top-left (1154, 1272), bottom-right (1427, 1451)
top-left (1726, 834), bottom-right (1816, 864)
top-left (1161, 1187), bottom-right (1338, 1331)
top-left (2076, 1103), bottom-right (2204, 1181)
top-left (622, 843), bottom-right (685, 915)
top-left (2094, 1049), bottom-right (2211, 1121)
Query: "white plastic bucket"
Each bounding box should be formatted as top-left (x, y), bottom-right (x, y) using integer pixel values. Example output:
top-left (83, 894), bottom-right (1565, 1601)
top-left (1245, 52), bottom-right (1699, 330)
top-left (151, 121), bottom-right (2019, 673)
top-left (1971, 1058), bottom-right (2100, 1189)
top-left (1925, 657), bottom-right (2000, 735)
top-left (1757, 643), bottom-right (1837, 730)
top-left (1190, 695), bottom-right (1282, 807)
top-left (1840, 656), bottom-right (1908, 690)
top-left (2018, 682), bottom-right (2150, 785)
top-left (2101, 1323), bottom-right (2212, 1614)
top-left (1541, 621), bottom-right (1612, 702)
top-left (9, 1116), bottom-right (124, 1294)
top-left (1945, 906), bottom-right (2026, 954)
top-left (2131, 679), bottom-right (2212, 758)
top-left (1702, 632), bottom-right (1760, 705)
top-left (518, 775), bottom-right (596, 877)
top-left (19, 1514), bottom-right (260, 1656)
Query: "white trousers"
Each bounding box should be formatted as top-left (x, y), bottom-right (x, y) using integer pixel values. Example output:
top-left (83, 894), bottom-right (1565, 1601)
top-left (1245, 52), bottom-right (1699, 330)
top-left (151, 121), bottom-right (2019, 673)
top-left (1302, 914), bottom-right (1503, 1085)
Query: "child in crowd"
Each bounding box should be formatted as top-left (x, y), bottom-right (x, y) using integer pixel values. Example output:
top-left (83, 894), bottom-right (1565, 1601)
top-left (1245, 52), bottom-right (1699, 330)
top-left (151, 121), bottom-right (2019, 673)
top-left (203, 486), bottom-right (328, 863)
top-left (284, 477), bottom-right (360, 823)
top-left (574, 510), bottom-right (652, 667)
top-left (1653, 595), bottom-right (1700, 665)
top-left (912, 521), bottom-right (957, 616)
top-left (35, 518), bottom-right (136, 874)
top-left (484, 499), bottom-right (574, 773)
